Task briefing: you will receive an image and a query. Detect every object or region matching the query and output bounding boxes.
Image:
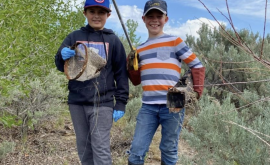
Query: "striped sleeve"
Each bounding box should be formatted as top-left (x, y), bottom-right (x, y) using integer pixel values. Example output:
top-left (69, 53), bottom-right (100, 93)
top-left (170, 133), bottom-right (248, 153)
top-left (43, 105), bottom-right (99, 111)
top-left (174, 37), bottom-right (203, 68)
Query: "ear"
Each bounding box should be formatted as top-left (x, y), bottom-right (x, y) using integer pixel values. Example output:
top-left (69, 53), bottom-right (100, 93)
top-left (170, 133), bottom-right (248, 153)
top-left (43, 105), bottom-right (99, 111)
top-left (142, 16), bottom-right (146, 23)
top-left (107, 12), bottom-right (111, 18)
top-left (83, 11), bottom-right (86, 17)
top-left (165, 16), bottom-right (169, 23)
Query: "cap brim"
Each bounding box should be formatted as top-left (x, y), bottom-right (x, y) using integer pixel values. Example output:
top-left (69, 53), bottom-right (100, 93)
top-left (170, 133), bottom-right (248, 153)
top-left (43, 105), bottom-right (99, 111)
top-left (84, 5), bottom-right (111, 12)
top-left (143, 7), bottom-right (167, 16)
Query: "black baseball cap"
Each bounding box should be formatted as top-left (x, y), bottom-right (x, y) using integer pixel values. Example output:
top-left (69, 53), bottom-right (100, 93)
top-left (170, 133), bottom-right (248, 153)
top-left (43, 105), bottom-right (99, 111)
top-left (143, 0), bottom-right (167, 16)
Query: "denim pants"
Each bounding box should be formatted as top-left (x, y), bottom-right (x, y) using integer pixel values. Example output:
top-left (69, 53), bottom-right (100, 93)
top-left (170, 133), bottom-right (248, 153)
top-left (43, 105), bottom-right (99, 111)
top-left (69, 104), bottom-right (113, 165)
top-left (128, 104), bottom-right (185, 165)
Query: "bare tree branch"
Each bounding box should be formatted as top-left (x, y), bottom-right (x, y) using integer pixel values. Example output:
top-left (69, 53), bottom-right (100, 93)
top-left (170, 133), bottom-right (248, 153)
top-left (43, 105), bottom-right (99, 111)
top-left (198, 0), bottom-right (270, 69)
top-left (223, 120), bottom-right (270, 147)
top-left (260, 0), bottom-right (268, 59)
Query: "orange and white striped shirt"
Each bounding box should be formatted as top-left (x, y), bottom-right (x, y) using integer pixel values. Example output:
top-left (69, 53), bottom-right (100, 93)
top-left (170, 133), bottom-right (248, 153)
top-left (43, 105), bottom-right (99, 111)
top-left (137, 34), bottom-right (203, 104)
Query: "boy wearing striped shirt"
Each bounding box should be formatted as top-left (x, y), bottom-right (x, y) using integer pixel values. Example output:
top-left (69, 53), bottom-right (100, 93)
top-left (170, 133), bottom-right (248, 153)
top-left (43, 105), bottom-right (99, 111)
top-left (127, 0), bottom-right (205, 165)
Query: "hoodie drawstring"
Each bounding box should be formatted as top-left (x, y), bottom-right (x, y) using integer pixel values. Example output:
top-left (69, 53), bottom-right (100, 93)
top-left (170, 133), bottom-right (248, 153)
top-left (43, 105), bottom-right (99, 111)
top-left (101, 31), bottom-right (108, 62)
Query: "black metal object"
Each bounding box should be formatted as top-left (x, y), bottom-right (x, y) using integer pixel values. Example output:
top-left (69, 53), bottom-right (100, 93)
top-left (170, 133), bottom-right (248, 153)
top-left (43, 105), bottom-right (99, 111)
top-left (167, 90), bottom-right (185, 108)
top-left (167, 70), bottom-right (193, 109)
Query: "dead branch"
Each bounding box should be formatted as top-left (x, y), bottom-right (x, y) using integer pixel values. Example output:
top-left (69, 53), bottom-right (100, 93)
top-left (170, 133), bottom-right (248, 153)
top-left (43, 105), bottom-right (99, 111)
top-left (223, 120), bottom-right (270, 147)
top-left (214, 97), bottom-right (270, 116)
top-left (202, 56), bottom-right (256, 64)
top-left (260, 0), bottom-right (268, 59)
top-left (194, 79), bottom-right (270, 87)
top-left (198, 0), bottom-right (270, 69)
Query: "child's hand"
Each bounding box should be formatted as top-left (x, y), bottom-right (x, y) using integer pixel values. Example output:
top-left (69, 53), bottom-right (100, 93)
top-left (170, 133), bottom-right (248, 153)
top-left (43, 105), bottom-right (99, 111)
top-left (61, 47), bottom-right (75, 60)
top-left (113, 110), bottom-right (125, 122)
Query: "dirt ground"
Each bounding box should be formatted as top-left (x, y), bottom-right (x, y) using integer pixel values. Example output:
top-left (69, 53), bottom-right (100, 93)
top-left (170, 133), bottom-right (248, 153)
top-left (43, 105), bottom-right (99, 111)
top-left (0, 117), bottom-right (195, 165)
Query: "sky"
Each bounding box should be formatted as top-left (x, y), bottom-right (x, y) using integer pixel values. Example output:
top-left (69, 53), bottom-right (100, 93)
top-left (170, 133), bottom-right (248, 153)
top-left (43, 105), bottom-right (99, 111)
top-left (78, 0), bottom-right (270, 42)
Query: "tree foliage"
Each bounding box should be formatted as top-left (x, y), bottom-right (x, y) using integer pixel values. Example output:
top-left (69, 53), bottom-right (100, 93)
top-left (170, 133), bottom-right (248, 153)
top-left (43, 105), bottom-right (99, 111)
top-left (0, 0), bottom-right (84, 95)
top-left (182, 23), bottom-right (270, 164)
top-left (186, 24), bottom-right (270, 101)
top-left (118, 19), bottom-right (141, 54)
top-left (126, 19), bottom-right (141, 47)
top-left (0, 0), bottom-right (84, 137)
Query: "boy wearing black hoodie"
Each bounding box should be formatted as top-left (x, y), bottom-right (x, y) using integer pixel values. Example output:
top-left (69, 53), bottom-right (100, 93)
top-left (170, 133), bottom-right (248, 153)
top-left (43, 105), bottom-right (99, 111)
top-left (55, 0), bottom-right (129, 164)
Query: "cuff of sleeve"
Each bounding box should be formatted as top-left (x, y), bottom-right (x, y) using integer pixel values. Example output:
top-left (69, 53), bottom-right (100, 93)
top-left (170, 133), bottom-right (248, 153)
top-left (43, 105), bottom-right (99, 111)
top-left (114, 101), bottom-right (126, 112)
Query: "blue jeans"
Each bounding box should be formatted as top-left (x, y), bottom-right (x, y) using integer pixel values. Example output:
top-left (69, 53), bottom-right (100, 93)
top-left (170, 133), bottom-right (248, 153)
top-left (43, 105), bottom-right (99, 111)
top-left (128, 104), bottom-right (185, 165)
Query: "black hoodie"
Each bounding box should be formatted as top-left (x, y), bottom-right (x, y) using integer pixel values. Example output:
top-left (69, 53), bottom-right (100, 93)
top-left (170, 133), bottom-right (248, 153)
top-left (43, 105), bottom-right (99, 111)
top-left (55, 25), bottom-right (129, 111)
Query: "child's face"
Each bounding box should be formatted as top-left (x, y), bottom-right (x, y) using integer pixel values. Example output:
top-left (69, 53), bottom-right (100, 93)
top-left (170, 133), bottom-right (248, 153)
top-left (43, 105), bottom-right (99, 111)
top-left (142, 9), bottom-right (168, 38)
top-left (84, 7), bottom-right (111, 31)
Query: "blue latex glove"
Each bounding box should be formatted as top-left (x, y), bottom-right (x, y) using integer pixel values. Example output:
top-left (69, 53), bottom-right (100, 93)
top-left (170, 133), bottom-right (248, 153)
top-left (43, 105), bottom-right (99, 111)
top-left (113, 110), bottom-right (125, 122)
top-left (61, 47), bottom-right (75, 60)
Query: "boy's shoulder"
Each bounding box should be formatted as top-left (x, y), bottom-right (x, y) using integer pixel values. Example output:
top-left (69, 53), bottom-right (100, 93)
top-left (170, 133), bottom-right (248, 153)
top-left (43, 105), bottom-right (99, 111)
top-left (67, 28), bottom-right (87, 36)
top-left (103, 28), bottom-right (117, 37)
